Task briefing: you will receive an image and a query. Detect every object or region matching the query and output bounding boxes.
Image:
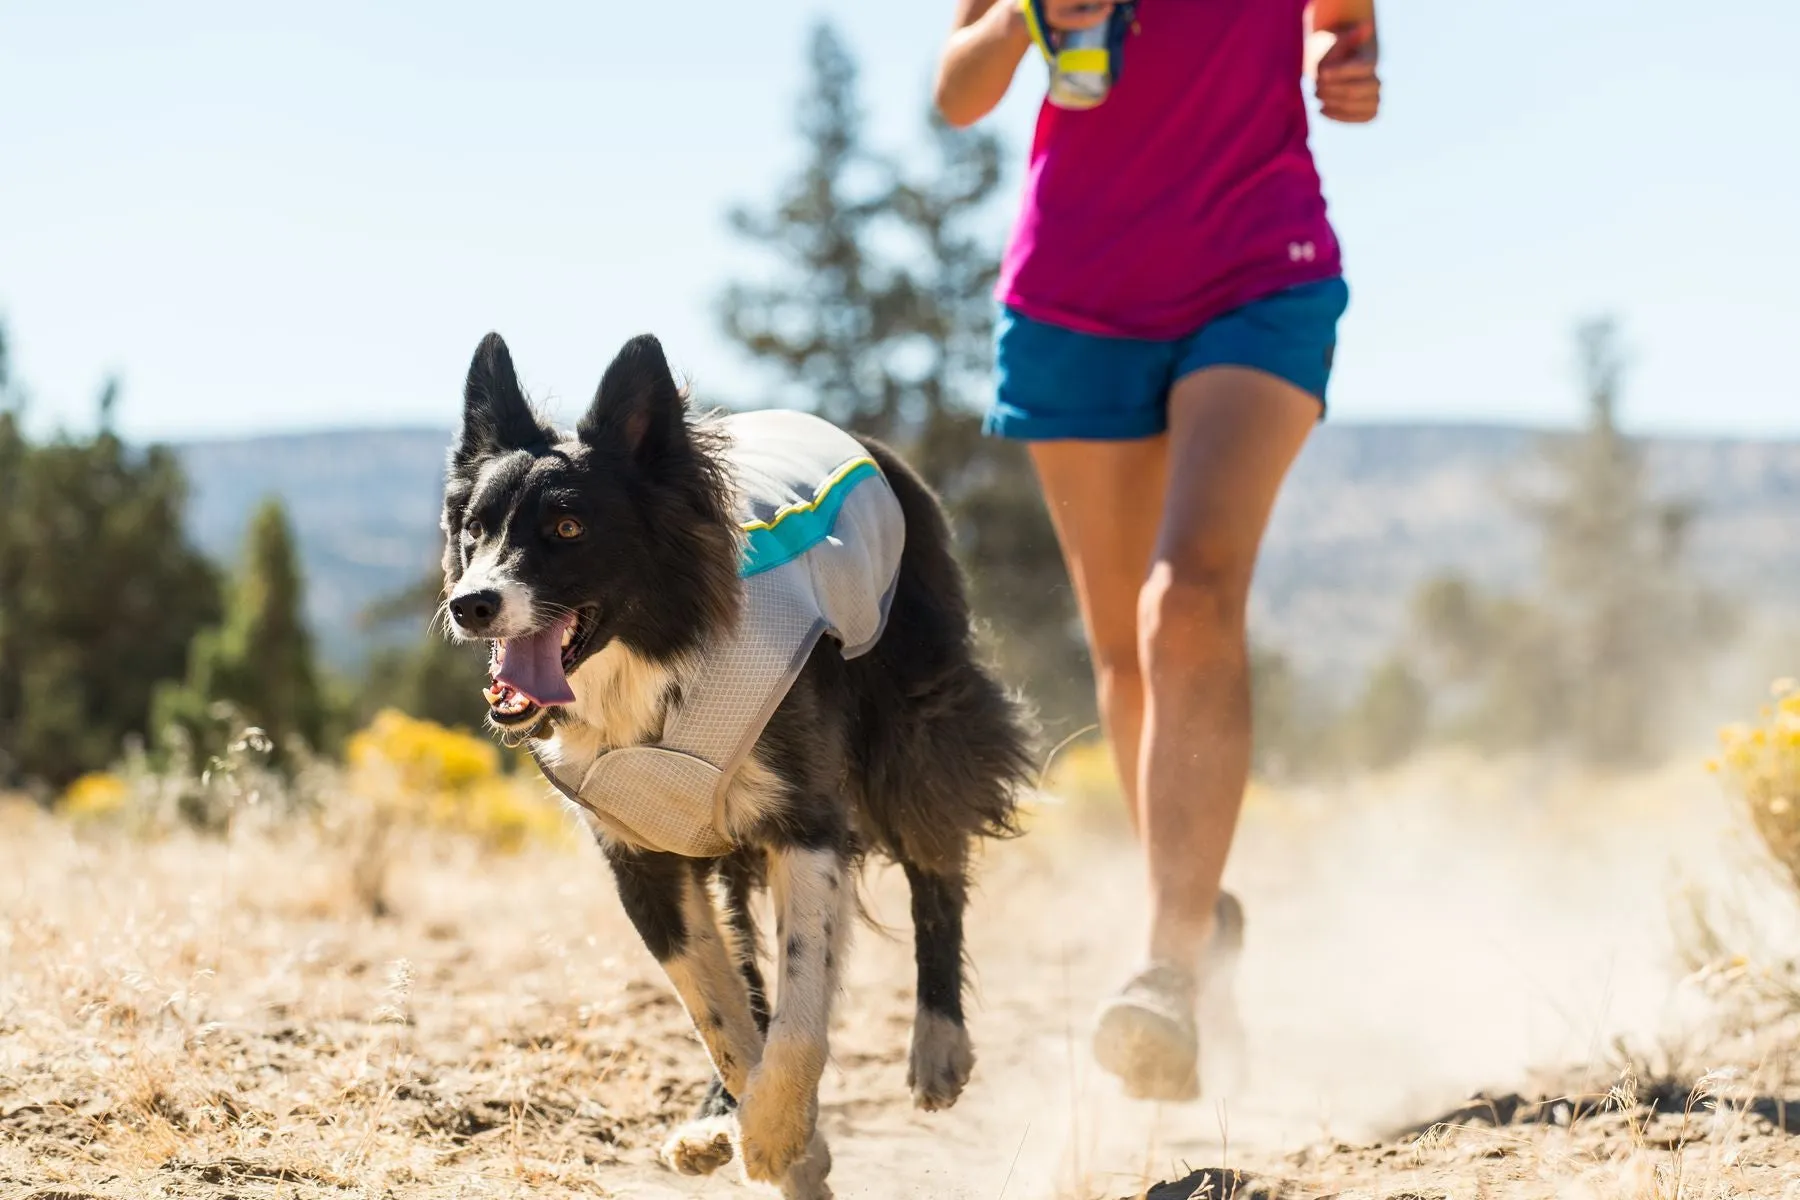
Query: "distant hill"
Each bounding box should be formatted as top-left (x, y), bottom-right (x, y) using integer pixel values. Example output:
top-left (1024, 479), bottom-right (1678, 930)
top-left (173, 424), bottom-right (1800, 679)
top-left (176, 429), bottom-right (451, 668)
top-left (1254, 424), bottom-right (1800, 684)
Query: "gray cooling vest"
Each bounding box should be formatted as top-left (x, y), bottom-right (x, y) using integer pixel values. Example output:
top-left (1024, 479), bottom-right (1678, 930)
top-left (534, 409), bottom-right (905, 856)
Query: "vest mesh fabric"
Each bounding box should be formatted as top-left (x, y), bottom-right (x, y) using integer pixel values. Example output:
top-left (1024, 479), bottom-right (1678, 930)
top-left (536, 410), bottom-right (904, 856)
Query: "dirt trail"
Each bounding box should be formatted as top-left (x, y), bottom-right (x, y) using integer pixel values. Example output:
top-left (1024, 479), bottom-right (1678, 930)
top-left (2, 755), bottom-right (1791, 1199)
top-left (806, 755), bottom-right (1749, 1198)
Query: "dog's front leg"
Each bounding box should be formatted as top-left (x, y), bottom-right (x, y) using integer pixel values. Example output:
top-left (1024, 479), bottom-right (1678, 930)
top-left (604, 846), bottom-right (763, 1099)
top-left (735, 839), bottom-right (849, 1193)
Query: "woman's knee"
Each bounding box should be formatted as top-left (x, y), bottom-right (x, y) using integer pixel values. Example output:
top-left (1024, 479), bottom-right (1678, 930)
top-left (1077, 583), bottom-right (1145, 685)
top-left (1093, 648), bottom-right (1143, 711)
top-left (1090, 627), bottom-right (1144, 696)
top-left (1137, 554), bottom-right (1252, 662)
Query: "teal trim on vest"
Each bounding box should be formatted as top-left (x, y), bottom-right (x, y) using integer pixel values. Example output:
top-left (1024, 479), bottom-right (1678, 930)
top-left (738, 457), bottom-right (881, 579)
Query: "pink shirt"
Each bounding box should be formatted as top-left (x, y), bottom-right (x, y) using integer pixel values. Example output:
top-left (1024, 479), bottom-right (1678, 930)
top-left (998, 0), bottom-right (1342, 340)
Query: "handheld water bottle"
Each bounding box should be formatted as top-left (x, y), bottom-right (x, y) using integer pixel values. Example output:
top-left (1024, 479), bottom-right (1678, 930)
top-left (1021, 1), bottom-right (1139, 111)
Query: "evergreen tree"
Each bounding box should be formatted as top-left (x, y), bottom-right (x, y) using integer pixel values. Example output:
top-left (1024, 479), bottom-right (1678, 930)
top-left (0, 352), bottom-right (220, 788)
top-left (1405, 318), bottom-right (1731, 765)
top-left (719, 21), bottom-right (1089, 730)
top-left (156, 498), bottom-right (325, 765)
top-left (1337, 654), bottom-right (1430, 771)
top-left (720, 24), bottom-right (889, 431)
top-left (1248, 644), bottom-right (1305, 778)
top-left (887, 111), bottom-right (1089, 725)
top-left (1523, 318), bottom-right (1728, 763)
top-left (0, 335), bottom-right (25, 783)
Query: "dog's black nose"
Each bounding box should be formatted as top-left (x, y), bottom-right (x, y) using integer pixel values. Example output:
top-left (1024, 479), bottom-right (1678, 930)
top-left (449, 589), bottom-right (502, 634)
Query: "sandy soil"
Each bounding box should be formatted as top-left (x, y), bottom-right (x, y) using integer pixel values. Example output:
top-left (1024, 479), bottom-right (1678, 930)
top-left (3, 754), bottom-right (1797, 1199)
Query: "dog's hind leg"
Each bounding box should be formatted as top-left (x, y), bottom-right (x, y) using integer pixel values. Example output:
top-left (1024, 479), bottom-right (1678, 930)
top-left (601, 846), bottom-right (763, 1177)
top-left (734, 837), bottom-right (849, 1191)
top-left (902, 853), bottom-right (977, 1112)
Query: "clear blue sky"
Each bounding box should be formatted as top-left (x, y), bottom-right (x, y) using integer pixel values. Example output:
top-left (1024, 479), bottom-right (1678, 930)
top-left (3, 1), bottom-right (1796, 442)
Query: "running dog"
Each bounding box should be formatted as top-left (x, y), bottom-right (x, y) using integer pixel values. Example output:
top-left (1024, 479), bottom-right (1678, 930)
top-left (440, 331), bottom-right (1033, 1198)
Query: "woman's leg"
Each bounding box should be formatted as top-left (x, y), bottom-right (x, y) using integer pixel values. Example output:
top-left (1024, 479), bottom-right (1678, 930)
top-left (1138, 366), bottom-right (1319, 964)
top-left (1003, 276), bottom-right (1339, 1099)
top-left (1094, 365), bottom-right (1322, 1099)
top-left (1028, 435), bottom-right (1168, 827)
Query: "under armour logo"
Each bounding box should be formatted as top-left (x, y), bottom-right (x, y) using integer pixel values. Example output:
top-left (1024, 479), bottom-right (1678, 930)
top-left (1288, 241), bottom-right (1317, 263)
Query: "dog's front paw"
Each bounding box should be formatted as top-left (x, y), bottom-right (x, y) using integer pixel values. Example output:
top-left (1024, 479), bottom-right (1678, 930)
top-left (735, 1059), bottom-right (819, 1183)
top-left (907, 1009), bottom-right (975, 1112)
top-left (660, 1115), bottom-right (736, 1176)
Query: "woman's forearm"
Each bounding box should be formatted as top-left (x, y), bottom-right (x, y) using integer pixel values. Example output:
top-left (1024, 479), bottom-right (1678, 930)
top-left (935, 1), bottom-right (1034, 128)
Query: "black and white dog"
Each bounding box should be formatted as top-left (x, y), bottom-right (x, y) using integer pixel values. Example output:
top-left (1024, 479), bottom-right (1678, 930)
top-left (440, 332), bottom-right (1033, 1197)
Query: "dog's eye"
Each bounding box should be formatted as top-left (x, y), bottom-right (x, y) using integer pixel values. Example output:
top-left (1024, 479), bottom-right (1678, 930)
top-left (464, 519), bottom-right (485, 541)
top-left (553, 517), bottom-right (584, 540)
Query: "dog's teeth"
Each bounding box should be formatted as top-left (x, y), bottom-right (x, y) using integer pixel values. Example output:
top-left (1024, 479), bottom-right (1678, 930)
top-left (561, 626), bottom-right (574, 648)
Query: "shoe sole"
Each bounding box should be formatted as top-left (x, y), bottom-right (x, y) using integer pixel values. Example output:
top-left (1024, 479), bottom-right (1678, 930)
top-left (1092, 998), bottom-right (1200, 1102)
top-left (1090, 891), bottom-right (1247, 1103)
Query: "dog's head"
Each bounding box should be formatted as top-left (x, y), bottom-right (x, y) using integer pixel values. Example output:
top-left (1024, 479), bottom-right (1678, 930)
top-left (440, 332), bottom-right (739, 734)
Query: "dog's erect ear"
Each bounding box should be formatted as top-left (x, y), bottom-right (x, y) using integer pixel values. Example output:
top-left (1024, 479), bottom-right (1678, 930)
top-left (579, 334), bottom-right (687, 464)
top-left (454, 332), bottom-right (543, 465)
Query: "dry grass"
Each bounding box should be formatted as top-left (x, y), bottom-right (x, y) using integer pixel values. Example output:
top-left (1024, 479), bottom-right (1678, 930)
top-left (0, 799), bottom-right (707, 1200)
top-left (5, 720), bottom-right (1800, 1199)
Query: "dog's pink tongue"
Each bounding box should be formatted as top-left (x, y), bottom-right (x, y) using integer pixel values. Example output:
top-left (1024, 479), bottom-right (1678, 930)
top-left (492, 619), bottom-right (577, 707)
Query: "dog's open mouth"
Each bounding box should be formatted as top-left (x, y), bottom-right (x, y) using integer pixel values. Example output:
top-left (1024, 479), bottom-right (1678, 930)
top-left (481, 607), bottom-right (599, 728)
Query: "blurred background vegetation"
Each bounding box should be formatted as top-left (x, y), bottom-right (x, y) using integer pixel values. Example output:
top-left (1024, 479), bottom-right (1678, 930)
top-left (0, 22), bottom-right (1787, 825)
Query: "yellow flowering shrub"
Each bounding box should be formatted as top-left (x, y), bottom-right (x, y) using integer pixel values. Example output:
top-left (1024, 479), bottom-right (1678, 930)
top-left (1712, 679), bottom-right (1800, 891)
top-left (345, 709), bottom-right (575, 853)
top-left (348, 709), bottom-right (500, 796)
top-left (57, 771), bottom-right (131, 822)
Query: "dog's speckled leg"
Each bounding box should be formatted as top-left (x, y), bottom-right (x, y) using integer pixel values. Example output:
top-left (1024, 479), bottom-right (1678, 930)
top-left (605, 849), bottom-right (763, 1104)
top-left (735, 845), bottom-right (847, 1186)
top-left (660, 870), bottom-right (764, 1098)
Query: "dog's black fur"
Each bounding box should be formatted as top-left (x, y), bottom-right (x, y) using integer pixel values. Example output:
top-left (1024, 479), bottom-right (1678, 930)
top-left (440, 332), bottom-right (1033, 1192)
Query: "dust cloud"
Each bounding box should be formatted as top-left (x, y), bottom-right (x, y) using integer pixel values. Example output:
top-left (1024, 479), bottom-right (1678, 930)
top-left (824, 751), bottom-right (1762, 1198)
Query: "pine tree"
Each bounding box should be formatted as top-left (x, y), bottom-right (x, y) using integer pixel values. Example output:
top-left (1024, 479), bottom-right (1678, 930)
top-left (719, 21), bottom-right (1090, 730)
top-left (1524, 318), bottom-right (1728, 763)
top-left (156, 498), bottom-right (325, 766)
top-left (719, 23), bottom-right (891, 429)
top-left (0, 353), bottom-right (221, 788)
top-left (1405, 317), bottom-right (1731, 765)
top-left (886, 112), bottom-right (1092, 725)
top-left (1337, 655), bottom-right (1430, 770)
top-left (0, 334), bottom-right (25, 783)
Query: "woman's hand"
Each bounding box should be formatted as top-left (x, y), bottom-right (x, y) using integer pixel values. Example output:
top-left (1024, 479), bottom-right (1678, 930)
top-left (932, 0), bottom-right (1119, 129)
top-left (1312, 21), bottom-right (1381, 124)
